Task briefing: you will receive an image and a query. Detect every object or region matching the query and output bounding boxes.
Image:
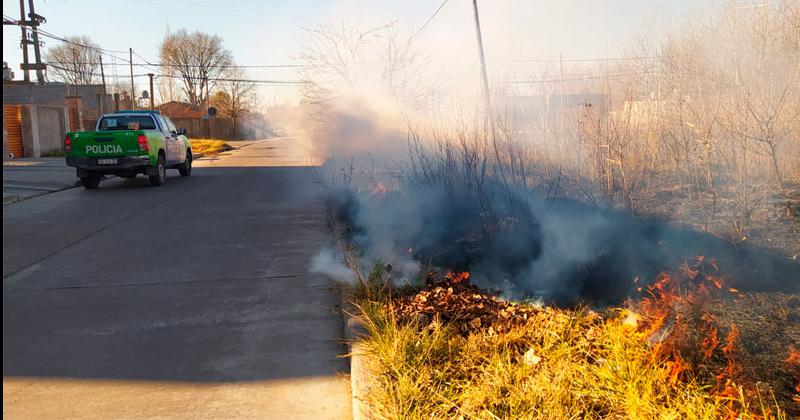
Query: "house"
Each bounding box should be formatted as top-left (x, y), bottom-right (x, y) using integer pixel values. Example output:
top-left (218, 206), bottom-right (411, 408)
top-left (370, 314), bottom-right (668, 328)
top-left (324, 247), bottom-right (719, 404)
top-left (509, 92), bottom-right (608, 134)
top-left (157, 101), bottom-right (220, 139)
top-left (3, 81), bottom-right (110, 158)
top-left (158, 100), bottom-right (269, 139)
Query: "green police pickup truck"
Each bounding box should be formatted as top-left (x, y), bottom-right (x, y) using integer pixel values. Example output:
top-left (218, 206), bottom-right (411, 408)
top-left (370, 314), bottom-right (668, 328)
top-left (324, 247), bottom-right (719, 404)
top-left (65, 110), bottom-right (193, 189)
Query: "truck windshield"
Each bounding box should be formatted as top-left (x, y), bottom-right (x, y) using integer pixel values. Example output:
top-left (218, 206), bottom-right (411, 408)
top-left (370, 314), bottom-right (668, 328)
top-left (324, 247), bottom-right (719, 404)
top-left (98, 115), bottom-right (157, 131)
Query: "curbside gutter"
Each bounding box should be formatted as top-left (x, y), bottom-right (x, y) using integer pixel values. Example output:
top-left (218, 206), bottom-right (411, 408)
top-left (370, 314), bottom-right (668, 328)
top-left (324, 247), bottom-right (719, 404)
top-left (340, 287), bottom-right (376, 420)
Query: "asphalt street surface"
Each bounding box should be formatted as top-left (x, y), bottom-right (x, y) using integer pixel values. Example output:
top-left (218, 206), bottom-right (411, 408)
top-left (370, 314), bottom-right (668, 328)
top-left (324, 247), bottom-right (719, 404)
top-left (3, 137), bottom-right (351, 419)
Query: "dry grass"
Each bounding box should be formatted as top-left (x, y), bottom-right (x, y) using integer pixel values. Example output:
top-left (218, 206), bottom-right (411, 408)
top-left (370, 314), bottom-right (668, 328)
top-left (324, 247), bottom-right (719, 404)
top-left (351, 265), bottom-right (794, 419)
top-left (357, 302), bottom-right (742, 419)
top-left (189, 139), bottom-right (233, 155)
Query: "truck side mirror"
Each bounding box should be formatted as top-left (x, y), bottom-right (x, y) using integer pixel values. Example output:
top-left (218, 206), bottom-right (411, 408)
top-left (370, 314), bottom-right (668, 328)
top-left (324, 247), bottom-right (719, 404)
top-left (178, 128), bottom-right (187, 136)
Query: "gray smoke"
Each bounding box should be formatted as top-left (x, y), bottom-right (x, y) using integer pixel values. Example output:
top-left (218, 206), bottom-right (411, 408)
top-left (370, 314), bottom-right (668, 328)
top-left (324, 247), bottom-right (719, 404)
top-left (328, 181), bottom-right (800, 306)
top-left (310, 247), bottom-right (354, 284)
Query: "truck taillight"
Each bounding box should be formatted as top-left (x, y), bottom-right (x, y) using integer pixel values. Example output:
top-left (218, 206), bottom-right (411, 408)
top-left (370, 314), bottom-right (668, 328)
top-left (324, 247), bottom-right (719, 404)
top-left (138, 135), bottom-right (149, 152)
top-left (64, 135), bottom-right (72, 153)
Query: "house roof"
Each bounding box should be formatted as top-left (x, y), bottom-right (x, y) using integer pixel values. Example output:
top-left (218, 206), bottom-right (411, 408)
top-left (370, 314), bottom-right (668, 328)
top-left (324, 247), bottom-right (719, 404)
top-left (157, 101), bottom-right (205, 119)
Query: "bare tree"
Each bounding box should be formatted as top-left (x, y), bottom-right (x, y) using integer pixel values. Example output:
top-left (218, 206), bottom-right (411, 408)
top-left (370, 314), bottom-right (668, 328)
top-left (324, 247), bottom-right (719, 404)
top-left (157, 26), bottom-right (180, 104)
top-left (211, 66), bottom-right (257, 135)
top-left (159, 29), bottom-right (233, 106)
top-left (45, 35), bottom-right (101, 86)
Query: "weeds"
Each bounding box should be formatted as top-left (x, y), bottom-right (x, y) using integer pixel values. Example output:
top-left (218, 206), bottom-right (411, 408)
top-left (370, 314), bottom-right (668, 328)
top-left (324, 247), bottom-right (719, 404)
top-left (349, 263), bottom-right (794, 419)
top-left (189, 139), bottom-right (233, 155)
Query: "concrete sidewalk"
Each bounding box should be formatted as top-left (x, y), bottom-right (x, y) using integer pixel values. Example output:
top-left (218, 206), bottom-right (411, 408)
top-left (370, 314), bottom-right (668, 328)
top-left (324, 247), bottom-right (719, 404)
top-left (3, 158), bottom-right (78, 204)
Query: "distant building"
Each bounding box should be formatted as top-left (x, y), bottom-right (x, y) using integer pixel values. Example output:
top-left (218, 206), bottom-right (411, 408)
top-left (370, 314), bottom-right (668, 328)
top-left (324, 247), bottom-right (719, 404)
top-left (510, 92), bottom-right (608, 134)
top-left (3, 81), bottom-right (110, 159)
top-left (158, 100), bottom-right (270, 140)
top-left (157, 101), bottom-right (213, 138)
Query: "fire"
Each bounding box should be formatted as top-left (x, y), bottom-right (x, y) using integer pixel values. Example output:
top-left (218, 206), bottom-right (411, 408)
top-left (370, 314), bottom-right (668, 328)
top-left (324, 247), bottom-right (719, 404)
top-left (786, 348), bottom-right (800, 366)
top-left (665, 356), bottom-right (689, 385)
top-left (444, 271), bottom-right (470, 284)
top-left (721, 325), bottom-right (739, 355)
top-left (370, 181), bottom-right (387, 196)
top-left (787, 348), bottom-right (800, 404)
top-left (700, 314), bottom-right (719, 359)
top-left (622, 309), bottom-right (641, 330)
top-left (630, 256), bottom-right (765, 417)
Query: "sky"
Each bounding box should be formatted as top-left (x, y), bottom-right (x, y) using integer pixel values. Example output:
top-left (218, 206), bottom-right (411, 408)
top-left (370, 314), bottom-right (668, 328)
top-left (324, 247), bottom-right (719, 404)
top-left (3, 0), bottom-right (720, 107)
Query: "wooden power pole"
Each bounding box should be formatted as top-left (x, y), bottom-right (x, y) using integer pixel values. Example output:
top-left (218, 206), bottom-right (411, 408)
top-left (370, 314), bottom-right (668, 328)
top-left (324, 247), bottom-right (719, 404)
top-left (129, 48), bottom-right (135, 109)
top-left (471, 0), bottom-right (491, 112)
top-left (148, 73), bottom-right (154, 110)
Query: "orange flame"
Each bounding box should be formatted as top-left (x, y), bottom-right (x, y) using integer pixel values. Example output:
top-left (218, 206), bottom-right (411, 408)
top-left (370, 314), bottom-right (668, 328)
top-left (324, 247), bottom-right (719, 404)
top-left (444, 271), bottom-right (470, 284)
top-left (722, 325), bottom-right (740, 356)
top-left (666, 357), bottom-right (689, 385)
top-left (787, 348), bottom-right (800, 404)
top-left (370, 181), bottom-right (387, 196)
top-left (700, 314), bottom-right (719, 359)
top-left (785, 348), bottom-right (800, 367)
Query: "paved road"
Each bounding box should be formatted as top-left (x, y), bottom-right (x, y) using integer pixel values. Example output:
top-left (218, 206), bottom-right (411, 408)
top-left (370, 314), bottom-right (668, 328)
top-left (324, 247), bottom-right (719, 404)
top-left (3, 138), bottom-right (350, 419)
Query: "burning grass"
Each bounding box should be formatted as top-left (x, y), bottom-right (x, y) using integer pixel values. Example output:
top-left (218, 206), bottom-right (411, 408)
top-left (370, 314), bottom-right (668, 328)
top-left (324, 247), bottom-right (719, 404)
top-left (351, 260), bottom-right (799, 419)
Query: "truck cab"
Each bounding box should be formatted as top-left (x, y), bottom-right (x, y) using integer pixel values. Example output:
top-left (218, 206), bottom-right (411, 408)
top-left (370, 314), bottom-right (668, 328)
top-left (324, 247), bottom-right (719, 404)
top-left (65, 110), bottom-right (192, 189)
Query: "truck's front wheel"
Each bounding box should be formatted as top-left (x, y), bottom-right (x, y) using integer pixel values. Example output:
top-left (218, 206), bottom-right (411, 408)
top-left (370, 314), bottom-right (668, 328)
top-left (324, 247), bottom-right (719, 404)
top-left (80, 175), bottom-right (101, 189)
top-left (149, 154), bottom-right (166, 186)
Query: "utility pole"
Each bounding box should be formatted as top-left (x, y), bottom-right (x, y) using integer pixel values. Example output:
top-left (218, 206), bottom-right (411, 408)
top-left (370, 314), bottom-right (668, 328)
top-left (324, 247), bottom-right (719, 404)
top-left (205, 76), bottom-right (211, 137)
top-left (471, 0), bottom-right (491, 113)
top-left (148, 73), bottom-right (154, 110)
top-left (99, 55), bottom-right (107, 113)
top-left (129, 48), bottom-right (135, 109)
top-left (70, 48), bottom-right (79, 96)
top-left (471, 0), bottom-right (512, 211)
top-left (18, 0), bottom-right (30, 82)
top-left (559, 53), bottom-right (564, 144)
top-left (27, 0), bottom-right (45, 84)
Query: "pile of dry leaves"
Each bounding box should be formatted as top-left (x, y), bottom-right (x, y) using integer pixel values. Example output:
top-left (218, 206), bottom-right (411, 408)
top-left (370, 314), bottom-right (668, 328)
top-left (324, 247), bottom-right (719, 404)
top-left (392, 271), bottom-right (543, 334)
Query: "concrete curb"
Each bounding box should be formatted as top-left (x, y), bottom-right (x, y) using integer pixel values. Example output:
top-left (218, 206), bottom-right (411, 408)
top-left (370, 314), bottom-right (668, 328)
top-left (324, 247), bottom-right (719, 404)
top-left (340, 287), bottom-right (376, 420)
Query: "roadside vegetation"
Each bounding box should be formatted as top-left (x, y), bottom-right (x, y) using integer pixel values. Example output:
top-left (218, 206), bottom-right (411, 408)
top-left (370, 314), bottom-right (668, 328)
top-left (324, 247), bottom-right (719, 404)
top-left (302, 2), bottom-right (800, 418)
top-left (189, 139), bottom-right (233, 156)
top-left (346, 261), bottom-right (798, 419)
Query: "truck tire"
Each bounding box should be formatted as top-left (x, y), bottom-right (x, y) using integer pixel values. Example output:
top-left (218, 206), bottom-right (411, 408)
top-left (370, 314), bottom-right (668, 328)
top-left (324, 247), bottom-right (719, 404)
top-left (149, 154), bottom-right (166, 187)
top-left (80, 175), bottom-right (101, 189)
top-left (178, 150), bottom-right (192, 177)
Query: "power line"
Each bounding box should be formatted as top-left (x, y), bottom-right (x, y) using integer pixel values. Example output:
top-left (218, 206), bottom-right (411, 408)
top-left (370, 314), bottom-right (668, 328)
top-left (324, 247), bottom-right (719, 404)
top-left (48, 60), bottom-right (309, 69)
top-left (3, 14), bottom-right (131, 63)
top-left (47, 63), bottom-right (305, 85)
top-left (503, 56), bottom-right (660, 63)
top-left (505, 70), bottom-right (656, 84)
top-left (154, 72), bottom-right (305, 85)
top-left (141, 62), bottom-right (308, 68)
top-left (412, 0), bottom-right (449, 40)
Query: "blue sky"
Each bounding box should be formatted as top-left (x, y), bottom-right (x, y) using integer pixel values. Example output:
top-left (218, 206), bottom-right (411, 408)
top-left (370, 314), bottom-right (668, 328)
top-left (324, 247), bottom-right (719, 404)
top-left (3, 0), bottom-right (717, 105)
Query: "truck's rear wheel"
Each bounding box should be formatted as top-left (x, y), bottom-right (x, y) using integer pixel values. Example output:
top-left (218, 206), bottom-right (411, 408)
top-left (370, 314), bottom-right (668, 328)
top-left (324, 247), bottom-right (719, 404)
top-left (80, 175), bottom-right (101, 189)
top-left (179, 150), bottom-right (192, 177)
top-left (149, 154), bottom-right (166, 186)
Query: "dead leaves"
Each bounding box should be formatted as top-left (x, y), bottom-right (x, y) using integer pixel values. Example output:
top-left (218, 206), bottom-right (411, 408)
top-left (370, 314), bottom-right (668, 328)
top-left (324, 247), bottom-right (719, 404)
top-left (393, 272), bottom-right (541, 335)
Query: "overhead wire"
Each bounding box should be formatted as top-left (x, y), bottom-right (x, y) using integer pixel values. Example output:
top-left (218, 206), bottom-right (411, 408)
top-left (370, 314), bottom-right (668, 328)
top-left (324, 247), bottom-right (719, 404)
top-left (411, 0), bottom-right (449, 40)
